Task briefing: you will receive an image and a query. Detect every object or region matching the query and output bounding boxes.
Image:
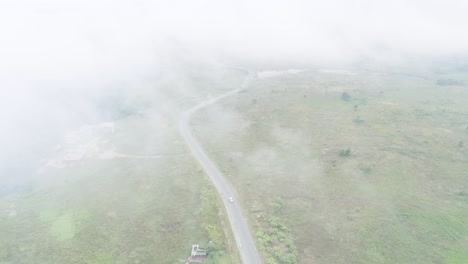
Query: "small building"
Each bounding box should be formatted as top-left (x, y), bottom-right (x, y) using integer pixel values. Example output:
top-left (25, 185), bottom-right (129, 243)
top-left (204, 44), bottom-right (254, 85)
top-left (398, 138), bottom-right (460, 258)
top-left (191, 244), bottom-right (207, 258)
top-left (186, 244), bottom-right (208, 263)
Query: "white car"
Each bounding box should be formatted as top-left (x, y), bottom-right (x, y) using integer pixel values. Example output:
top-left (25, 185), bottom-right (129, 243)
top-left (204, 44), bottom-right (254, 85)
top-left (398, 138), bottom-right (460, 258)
top-left (228, 196), bottom-right (234, 203)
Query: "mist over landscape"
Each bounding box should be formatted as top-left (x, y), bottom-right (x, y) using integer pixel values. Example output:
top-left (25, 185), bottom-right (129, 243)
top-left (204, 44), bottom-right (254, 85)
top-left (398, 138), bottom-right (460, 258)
top-left (1, 1), bottom-right (467, 263)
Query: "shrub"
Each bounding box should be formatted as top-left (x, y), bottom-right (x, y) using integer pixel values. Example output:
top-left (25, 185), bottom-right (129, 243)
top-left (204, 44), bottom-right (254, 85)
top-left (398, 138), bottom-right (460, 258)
top-left (271, 197), bottom-right (284, 212)
top-left (339, 148), bottom-right (352, 157)
top-left (360, 166), bottom-right (372, 174)
top-left (341, 92), bottom-right (351, 101)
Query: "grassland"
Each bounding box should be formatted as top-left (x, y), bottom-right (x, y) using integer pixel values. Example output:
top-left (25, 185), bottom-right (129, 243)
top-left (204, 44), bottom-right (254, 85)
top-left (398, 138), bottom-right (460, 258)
top-left (192, 68), bottom-right (468, 264)
top-left (1, 156), bottom-right (241, 263)
top-left (0, 66), bottom-right (245, 264)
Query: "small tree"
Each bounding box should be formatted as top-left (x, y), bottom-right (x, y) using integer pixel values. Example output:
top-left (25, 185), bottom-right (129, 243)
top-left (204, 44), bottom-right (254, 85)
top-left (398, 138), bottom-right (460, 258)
top-left (341, 92), bottom-right (351, 101)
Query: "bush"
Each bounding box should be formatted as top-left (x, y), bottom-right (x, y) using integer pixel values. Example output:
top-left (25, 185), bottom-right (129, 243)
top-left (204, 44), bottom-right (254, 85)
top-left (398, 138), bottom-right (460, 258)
top-left (360, 166), bottom-right (372, 174)
top-left (271, 197), bottom-right (284, 212)
top-left (339, 148), bottom-right (352, 157)
top-left (341, 92), bottom-right (351, 101)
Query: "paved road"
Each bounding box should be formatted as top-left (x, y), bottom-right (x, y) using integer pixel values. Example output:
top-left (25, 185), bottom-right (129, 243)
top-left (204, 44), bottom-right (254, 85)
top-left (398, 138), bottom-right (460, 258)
top-left (179, 69), bottom-right (261, 264)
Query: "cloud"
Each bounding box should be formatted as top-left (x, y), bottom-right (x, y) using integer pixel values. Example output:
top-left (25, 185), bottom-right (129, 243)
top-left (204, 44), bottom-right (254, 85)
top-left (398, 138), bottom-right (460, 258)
top-left (1, 0), bottom-right (467, 183)
top-left (1, 0), bottom-right (467, 80)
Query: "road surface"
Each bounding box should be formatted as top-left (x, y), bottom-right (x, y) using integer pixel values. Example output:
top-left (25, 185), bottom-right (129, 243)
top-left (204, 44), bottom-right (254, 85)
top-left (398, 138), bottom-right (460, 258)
top-left (179, 69), bottom-right (261, 264)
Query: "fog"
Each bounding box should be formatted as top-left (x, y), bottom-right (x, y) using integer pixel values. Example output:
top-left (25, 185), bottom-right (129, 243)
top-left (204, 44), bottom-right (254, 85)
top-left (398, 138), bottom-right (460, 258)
top-left (1, 0), bottom-right (468, 185)
top-left (1, 1), bottom-right (468, 263)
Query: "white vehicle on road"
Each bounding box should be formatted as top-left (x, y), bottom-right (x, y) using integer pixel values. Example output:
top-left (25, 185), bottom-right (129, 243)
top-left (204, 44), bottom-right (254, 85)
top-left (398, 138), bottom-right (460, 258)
top-left (179, 69), bottom-right (260, 263)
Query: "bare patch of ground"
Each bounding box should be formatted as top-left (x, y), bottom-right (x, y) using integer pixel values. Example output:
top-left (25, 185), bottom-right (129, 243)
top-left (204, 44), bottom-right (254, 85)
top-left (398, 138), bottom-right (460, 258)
top-left (43, 122), bottom-right (115, 168)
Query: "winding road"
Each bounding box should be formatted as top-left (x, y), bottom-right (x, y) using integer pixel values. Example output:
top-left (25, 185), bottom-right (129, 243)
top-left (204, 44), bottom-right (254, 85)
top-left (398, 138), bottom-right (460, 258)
top-left (179, 69), bottom-right (261, 264)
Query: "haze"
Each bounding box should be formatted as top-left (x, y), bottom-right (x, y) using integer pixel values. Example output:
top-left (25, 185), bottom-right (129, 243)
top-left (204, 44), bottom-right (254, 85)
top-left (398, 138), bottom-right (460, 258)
top-left (1, 1), bottom-right (467, 263)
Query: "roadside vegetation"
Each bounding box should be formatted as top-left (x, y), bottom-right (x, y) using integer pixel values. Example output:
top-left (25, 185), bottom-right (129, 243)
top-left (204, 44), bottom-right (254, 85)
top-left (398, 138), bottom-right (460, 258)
top-left (254, 196), bottom-right (298, 264)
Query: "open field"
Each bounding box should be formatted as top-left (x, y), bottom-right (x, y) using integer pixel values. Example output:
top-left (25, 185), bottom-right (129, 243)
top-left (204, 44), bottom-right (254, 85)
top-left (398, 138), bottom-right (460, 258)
top-left (0, 66), bottom-right (245, 264)
top-left (0, 123), bottom-right (239, 264)
top-left (193, 68), bottom-right (468, 264)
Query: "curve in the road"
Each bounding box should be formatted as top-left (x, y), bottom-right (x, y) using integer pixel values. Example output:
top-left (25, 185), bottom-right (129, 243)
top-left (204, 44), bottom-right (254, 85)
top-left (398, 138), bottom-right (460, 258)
top-left (179, 69), bottom-right (261, 264)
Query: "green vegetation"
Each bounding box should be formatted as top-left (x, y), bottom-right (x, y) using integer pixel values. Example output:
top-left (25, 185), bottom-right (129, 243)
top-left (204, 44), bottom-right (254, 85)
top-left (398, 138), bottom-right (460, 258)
top-left (198, 186), bottom-right (239, 263)
top-left (360, 165), bottom-right (373, 174)
top-left (1, 156), bottom-right (231, 263)
top-left (2, 64), bottom-right (467, 264)
top-left (193, 68), bottom-right (468, 263)
top-left (255, 197), bottom-right (298, 264)
top-left (341, 92), bottom-right (352, 101)
top-left (339, 148), bottom-right (352, 157)
top-left (445, 249), bottom-right (468, 264)
top-left (0, 66), bottom-right (244, 264)
top-left (49, 210), bottom-right (91, 241)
